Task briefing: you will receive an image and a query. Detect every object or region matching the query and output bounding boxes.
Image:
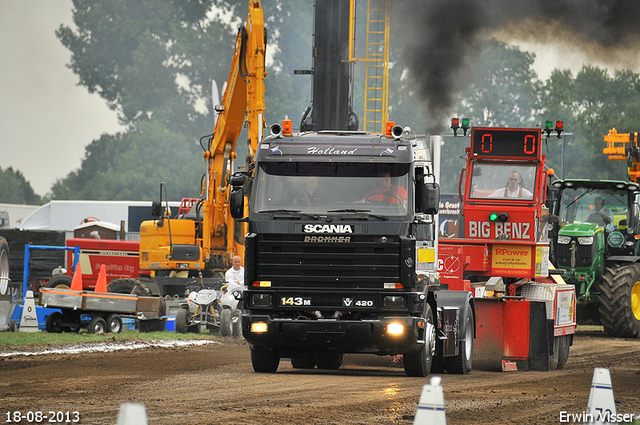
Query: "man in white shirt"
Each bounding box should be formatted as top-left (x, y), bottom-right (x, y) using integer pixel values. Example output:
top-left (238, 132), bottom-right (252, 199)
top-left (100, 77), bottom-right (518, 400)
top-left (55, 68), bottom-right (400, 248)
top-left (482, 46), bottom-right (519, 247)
top-left (489, 171), bottom-right (533, 199)
top-left (225, 255), bottom-right (245, 292)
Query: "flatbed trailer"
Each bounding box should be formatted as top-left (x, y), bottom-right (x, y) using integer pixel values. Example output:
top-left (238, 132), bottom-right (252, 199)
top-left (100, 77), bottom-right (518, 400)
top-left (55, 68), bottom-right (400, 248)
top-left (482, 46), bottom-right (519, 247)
top-left (39, 284), bottom-right (165, 333)
top-left (23, 243), bottom-right (166, 333)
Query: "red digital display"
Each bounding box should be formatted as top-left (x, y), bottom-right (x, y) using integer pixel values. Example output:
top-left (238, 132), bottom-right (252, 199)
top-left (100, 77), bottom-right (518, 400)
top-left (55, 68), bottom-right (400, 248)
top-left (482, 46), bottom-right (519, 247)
top-left (471, 128), bottom-right (541, 159)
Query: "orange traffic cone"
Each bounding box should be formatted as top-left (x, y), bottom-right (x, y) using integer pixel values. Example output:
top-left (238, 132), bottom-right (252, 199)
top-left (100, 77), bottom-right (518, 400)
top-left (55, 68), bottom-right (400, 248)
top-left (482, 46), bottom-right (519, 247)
top-left (94, 265), bottom-right (108, 293)
top-left (70, 264), bottom-right (83, 292)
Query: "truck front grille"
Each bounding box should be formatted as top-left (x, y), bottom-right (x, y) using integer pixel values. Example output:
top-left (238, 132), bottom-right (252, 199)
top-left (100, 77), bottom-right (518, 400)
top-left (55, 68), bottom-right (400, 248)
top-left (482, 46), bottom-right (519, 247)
top-left (254, 234), bottom-right (400, 289)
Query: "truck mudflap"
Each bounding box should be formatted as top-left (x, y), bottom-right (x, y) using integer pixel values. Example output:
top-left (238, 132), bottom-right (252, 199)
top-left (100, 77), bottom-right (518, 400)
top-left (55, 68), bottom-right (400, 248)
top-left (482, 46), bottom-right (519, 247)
top-left (242, 314), bottom-right (428, 357)
top-left (473, 298), bottom-right (550, 371)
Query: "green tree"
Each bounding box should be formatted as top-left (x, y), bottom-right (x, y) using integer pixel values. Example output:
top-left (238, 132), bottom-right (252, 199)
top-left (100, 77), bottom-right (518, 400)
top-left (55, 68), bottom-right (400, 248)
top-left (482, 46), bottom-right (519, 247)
top-left (0, 167), bottom-right (42, 204)
top-left (50, 121), bottom-right (204, 200)
top-left (50, 0), bottom-right (315, 201)
top-left (540, 65), bottom-right (640, 182)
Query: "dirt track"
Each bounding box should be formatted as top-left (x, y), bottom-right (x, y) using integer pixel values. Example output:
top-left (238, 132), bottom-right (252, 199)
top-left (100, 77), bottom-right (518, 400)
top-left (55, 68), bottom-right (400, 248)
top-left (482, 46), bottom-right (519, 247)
top-left (1, 329), bottom-right (639, 425)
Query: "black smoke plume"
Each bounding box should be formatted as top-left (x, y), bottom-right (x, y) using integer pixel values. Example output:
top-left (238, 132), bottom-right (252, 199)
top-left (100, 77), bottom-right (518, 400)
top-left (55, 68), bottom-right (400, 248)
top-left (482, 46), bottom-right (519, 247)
top-left (391, 0), bottom-right (640, 131)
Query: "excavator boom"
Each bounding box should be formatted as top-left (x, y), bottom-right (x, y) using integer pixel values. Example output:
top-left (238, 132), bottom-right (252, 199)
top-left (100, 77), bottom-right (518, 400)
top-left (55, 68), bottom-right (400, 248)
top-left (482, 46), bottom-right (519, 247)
top-left (139, 1), bottom-right (266, 275)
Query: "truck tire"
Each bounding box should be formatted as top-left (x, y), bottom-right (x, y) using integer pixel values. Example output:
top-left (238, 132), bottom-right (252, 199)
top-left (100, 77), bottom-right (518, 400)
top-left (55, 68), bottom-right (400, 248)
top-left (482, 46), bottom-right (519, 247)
top-left (220, 309), bottom-right (233, 337)
top-left (45, 311), bottom-right (64, 333)
top-left (599, 263), bottom-right (640, 338)
top-left (106, 314), bottom-right (123, 333)
top-left (250, 346), bottom-right (280, 373)
top-left (404, 304), bottom-right (436, 377)
top-left (444, 307), bottom-right (474, 374)
top-left (45, 275), bottom-right (72, 290)
top-left (549, 335), bottom-right (571, 370)
top-left (87, 316), bottom-right (107, 334)
top-left (0, 238), bottom-right (9, 295)
top-left (232, 310), bottom-right (242, 338)
top-left (175, 308), bottom-right (189, 334)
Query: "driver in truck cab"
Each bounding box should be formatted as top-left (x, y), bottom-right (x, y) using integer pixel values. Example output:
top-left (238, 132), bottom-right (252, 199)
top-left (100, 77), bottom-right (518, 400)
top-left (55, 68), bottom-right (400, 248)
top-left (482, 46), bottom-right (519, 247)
top-left (489, 170), bottom-right (533, 199)
top-left (358, 172), bottom-right (407, 204)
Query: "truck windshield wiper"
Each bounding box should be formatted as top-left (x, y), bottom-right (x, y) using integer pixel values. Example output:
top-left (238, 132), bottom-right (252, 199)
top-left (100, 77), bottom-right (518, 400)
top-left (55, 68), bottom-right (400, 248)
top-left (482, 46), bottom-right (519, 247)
top-left (257, 209), bottom-right (320, 220)
top-left (327, 209), bottom-right (388, 221)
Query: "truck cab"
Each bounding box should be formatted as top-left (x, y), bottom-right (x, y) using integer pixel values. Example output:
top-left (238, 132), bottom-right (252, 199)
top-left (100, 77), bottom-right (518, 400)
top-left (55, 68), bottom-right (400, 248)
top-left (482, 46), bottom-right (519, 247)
top-left (230, 122), bottom-right (474, 376)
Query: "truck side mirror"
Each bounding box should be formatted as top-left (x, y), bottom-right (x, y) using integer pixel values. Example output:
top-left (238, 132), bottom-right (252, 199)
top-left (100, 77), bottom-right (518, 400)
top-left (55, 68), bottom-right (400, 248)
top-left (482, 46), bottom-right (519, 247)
top-left (420, 182), bottom-right (440, 215)
top-left (230, 187), bottom-right (245, 219)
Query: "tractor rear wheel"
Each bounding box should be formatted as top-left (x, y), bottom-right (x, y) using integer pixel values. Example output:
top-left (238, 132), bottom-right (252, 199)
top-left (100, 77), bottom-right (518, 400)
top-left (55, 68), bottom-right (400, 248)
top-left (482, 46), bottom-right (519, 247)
top-left (598, 263), bottom-right (640, 338)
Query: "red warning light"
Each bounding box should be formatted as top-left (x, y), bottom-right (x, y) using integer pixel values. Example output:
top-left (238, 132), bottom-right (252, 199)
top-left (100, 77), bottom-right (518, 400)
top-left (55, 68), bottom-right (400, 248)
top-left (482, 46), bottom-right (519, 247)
top-left (451, 118), bottom-right (460, 136)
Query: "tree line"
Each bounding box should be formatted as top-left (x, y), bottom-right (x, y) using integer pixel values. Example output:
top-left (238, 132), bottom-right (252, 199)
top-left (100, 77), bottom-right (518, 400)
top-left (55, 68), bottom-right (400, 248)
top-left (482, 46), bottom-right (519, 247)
top-left (2, 0), bottom-right (640, 203)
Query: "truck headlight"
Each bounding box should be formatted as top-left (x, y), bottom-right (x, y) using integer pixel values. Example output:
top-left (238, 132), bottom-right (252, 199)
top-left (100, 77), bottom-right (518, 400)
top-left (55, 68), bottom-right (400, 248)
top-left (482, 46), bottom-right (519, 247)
top-left (383, 296), bottom-right (406, 309)
top-left (386, 322), bottom-right (404, 335)
top-left (578, 236), bottom-right (594, 245)
top-left (557, 236), bottom-right (571, 245)
top-left (250, 321), bottom-right (268, 333)
top-left (251, 293), bottom-right (272, 307)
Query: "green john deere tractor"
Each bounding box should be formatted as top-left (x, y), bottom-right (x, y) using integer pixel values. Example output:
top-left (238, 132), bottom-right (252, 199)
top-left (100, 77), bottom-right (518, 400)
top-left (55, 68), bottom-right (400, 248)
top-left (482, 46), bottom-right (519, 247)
top-left (549, 179), bottom-right (640, 337)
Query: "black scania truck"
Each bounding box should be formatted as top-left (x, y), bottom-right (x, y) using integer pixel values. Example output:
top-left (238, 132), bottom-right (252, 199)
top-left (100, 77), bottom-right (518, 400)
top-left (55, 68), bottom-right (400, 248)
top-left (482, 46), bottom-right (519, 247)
top-left (228, 0), bottom-right (473, 377)
top-left (229, 123), bottom-right (474, 377)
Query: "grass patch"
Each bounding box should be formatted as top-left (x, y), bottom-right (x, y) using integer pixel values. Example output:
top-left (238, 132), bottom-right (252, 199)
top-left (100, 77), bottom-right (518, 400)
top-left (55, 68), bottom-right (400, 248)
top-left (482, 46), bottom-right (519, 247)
top-left (0, 329), bottom-right (219, 350)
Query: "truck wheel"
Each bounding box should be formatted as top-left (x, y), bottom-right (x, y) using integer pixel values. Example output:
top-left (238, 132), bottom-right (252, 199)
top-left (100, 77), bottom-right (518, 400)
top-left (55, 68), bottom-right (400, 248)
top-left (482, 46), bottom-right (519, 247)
top-left (232, 310), bottom-right (242, 338)
top-left (220, 309), bottom-right (233, 337)
top-left (88, 316), bottom-right (107, 334)
top-left (175, 308), bottom-right (189, 333)
top-left (45, 275), bottom-right (72, 290)
top-left (45, 311), bottom-right (64, 333)
top-left (599, 263), bottom-right (640, 338)
top-left (106, 314), bottom-right (123, 333)
top-left (444, 307), bottom-right (474, 374)
top-left (0, 238), bottom-right (9, 295)
top-left (404, 304), bottom-right (436, 377)
top-left (315, 352), bottom-right (343, 370)
top-left (549, 335), bottom-right (571, 370)
top-left (250, 346), bottom-right (280, 373)
top-left (291, 353), bottom-right (316, 369)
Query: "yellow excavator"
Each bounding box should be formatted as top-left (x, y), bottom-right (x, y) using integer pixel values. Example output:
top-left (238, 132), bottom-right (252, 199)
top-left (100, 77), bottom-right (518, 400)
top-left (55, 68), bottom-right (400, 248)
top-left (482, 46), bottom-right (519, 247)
top-left (111, 1), bottom-right (266, 298)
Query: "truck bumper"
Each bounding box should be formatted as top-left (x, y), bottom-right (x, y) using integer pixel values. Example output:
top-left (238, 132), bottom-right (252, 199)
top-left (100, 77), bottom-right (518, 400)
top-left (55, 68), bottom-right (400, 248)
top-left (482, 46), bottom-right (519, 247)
top-left (242, 314), bottom-right (427, 356)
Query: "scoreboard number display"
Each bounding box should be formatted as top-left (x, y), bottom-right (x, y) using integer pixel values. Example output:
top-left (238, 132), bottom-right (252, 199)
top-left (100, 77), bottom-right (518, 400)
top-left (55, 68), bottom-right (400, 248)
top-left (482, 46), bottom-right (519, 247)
top-left (471, 127), bottom-right (542, 160)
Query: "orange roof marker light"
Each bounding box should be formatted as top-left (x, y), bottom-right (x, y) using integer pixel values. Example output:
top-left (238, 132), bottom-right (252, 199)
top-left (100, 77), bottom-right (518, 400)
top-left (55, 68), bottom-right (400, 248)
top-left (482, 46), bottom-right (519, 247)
top-left (282, 119), bottom-right (293, 136)
top-left (385, 121), bottom-right (396, 137)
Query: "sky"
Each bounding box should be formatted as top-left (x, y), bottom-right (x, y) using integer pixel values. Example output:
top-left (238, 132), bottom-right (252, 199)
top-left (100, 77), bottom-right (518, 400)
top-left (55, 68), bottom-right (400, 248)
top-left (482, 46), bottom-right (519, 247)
top-left (0, 1), bottom-right (633, 198)
top-left (0, 1), bottom-right (122, 196)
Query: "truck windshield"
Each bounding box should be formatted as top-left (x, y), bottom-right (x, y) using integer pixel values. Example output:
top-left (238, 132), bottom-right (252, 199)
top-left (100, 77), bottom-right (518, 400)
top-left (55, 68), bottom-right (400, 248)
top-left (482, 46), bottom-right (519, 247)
top-left (558, 187), bottom-right (629, 230)
top-left (469, 163), bottom-right (536, 200)
top-left (252, 162), bottom-right (410, 216)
